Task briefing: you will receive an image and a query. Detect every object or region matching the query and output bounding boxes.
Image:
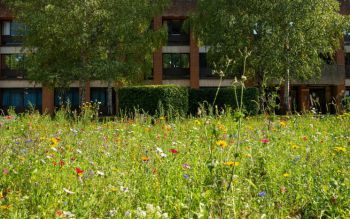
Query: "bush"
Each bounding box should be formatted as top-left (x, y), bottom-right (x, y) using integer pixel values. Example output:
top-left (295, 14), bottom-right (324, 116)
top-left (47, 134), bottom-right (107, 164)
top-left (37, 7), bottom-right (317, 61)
top-left (342, 96), bottom-right (350, 112)
top-left (119, 85), bottom-right (189, 117)
top-left (189, 87), bottom-right (259, 115)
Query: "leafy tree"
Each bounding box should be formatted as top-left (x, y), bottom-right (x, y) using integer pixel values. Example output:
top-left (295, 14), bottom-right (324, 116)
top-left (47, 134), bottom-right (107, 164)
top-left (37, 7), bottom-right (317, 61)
top-left (7, 0), bottom-right (169, 114)
top-left (191, 0), bottom-right (348, 112)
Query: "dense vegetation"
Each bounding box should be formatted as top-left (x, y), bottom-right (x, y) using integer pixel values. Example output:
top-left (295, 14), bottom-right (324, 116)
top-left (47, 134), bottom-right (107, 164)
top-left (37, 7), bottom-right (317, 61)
top-left (1, 110), bottom-right (349, 218)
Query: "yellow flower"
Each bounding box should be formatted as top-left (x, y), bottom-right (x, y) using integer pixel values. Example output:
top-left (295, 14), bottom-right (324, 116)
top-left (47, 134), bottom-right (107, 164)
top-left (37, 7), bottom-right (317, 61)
top-left (291, 144), bottom-right (299, 149)
top-left (50, 137), bottom-right (59, 147)
top-left (216, 140), bottom-right (228, 148)
top-left (244, 154), bottom-right (252, 158)
top-left (194, 120), bottom-right (201, 126)
top-left (224, 161), bottom-right (240, 167)
top-left (280, 121), bottom-right (287, 127)
top-left (334, 147), bottom-right (346, 153)
top-left (283, 173), bottom-right (290, 177)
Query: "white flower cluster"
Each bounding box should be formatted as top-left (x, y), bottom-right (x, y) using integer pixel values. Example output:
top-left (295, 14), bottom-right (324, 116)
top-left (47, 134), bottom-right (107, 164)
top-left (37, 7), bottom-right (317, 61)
top-left (132, 204), bottom-right (169, 218)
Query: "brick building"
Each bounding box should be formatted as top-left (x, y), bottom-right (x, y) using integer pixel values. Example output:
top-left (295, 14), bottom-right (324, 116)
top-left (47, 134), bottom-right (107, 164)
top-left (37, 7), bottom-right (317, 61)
top-left (0, 0), bottom-right (349, 114)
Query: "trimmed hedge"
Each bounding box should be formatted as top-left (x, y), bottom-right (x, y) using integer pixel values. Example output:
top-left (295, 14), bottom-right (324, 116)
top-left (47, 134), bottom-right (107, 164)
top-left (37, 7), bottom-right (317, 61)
top-left (189, 87), bottom-right (260, 115)
top-left (119, 85), bottom-right (189, 116)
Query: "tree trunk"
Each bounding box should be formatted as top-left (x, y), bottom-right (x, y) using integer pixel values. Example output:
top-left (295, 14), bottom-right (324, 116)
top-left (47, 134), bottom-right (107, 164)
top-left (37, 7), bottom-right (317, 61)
top-left (107, 81), bottom-right (113, 115)
top-left (284, 70), bottom-right (291, 113)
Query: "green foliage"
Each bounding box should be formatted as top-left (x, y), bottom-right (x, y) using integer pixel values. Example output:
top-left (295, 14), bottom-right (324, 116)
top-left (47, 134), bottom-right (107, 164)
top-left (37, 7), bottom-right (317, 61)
top-left (342, 96), bottom-right (350, 112)
top-left (6, 0), bottom-right (169, 87)
top-left (189, 87), bottom-right (259, 115)
top-left (119, 85), bottom-right (189, 117)
top-left (191, 0), bottom-right (348, 85)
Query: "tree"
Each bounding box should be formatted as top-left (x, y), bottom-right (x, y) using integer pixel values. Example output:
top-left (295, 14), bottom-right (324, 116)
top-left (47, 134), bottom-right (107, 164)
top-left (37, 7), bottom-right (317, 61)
top-left (191, 0), bottom-right (348, 112)
top-left (7, 0), bottom-right (169, 114)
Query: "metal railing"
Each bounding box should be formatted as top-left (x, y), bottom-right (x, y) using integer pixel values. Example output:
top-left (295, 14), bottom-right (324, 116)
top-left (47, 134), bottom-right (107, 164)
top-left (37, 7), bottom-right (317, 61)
top-left (163, 68), bottom-right (190, 79)
top-left (0, 69), bottom-right (26, 80)
top-left (1, 35), bottom-right (23, 46)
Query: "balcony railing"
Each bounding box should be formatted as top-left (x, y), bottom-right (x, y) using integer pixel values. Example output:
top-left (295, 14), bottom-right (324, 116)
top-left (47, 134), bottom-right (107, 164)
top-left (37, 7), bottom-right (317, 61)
top-left (168, 34), bottom-right (190, 46)
top-left (0, 69), bottom-right (26, 80)
top-left (1, 35), bottom-right (23, 46)
top-left (297, 64), bottom-right (345, 85)
top-left (163, 68), bottom-right (190, 79)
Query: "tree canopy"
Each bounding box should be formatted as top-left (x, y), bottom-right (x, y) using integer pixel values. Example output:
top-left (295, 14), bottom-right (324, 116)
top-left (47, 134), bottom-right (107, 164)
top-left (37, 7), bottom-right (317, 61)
top-left (7, 0), bottom-right (169, 98)
top-left (191, 0), bottom-right (348, 86)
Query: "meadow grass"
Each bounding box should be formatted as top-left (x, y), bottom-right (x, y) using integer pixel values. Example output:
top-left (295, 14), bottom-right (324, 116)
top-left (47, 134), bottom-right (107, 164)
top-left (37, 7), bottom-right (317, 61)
top-left (0, 111), bottom-right (350, 218)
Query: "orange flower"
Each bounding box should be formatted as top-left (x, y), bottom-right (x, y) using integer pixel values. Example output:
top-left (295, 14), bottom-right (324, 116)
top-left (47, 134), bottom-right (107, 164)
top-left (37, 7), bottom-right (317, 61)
top-left (141, 156), bottom-right (150, 162)
top-left (75, 167), bottom-right (84, 176)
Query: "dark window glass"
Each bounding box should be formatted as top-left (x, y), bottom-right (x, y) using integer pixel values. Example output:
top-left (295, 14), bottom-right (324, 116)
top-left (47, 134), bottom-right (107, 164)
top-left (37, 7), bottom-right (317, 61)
top-left (91, 88), bottom-right (107, 106)
top-left (163, 53), bottom-right (189, 69)
top-left (199, 53), bottom-right (208, 68)
top-left (54, 88), bottom-right (80, 109)
top-left (345, 53), bottom-right (350, 65)
top-left (1, 88), bottom-right (42, 111)
top-left (167, 20), bottom-right (184, 35)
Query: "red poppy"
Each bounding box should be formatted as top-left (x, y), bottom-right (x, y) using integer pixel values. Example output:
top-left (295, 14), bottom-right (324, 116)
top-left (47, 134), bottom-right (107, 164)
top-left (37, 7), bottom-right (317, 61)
top-left (261, 139), bottom-right (269, 144)
top-left (170, 149), bottom-right (178, 154)
top-left (75, 167), bottom-right (84, 176)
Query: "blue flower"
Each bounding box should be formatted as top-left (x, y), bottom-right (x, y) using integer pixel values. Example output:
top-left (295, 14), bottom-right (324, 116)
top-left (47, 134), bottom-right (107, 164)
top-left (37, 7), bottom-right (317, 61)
top-left (183, 174), bottom-right (190, 180)
top-left (258, 191), bottom-right (267, 197)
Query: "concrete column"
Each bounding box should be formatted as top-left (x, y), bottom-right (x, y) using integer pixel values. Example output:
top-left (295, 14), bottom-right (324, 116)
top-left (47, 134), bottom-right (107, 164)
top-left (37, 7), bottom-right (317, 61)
top-left (190, 32), bottom-right (200, 89)
top-left (42, 86), bottom-right (54, 114)
top-left (153, 16), bottom-right (163, 85)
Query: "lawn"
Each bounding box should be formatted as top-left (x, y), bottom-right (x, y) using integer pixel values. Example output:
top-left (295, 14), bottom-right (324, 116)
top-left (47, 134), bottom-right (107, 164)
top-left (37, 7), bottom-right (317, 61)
top-left (0, 111), bottom-right (350, 218)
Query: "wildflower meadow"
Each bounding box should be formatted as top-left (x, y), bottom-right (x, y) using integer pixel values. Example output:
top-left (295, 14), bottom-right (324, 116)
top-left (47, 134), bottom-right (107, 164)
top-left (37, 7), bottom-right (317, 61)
top-left (1, 110), bottom-right (350, 218)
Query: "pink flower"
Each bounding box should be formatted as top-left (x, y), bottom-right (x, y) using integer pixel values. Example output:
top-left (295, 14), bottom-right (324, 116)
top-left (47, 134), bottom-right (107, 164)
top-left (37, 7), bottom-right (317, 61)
top-left (261, 138), bottom-right (269, 144)
top-left (2, 168), bottom-right (9, 175)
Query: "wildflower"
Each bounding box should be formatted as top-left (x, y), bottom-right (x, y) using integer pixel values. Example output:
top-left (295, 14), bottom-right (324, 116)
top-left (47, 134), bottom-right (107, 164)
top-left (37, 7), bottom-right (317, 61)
top-left (224, 161), bottom-right (240, 167)
top-left (160, 152), bottom-right (167, 158)
top-left (283, 173), bottom-right (290, 177)
top-left (50, 137), bottom-right (60, 147)
top-left (55, 210), bottom-right (64, 217)
top-left (3, 168), bottom-right (9, 175)
top-left (75, 167), bottom-right (84, 176)
top-left (120, 186), bottom-right (129, 193)
top-left (63, 188), bottom-right (75, 194)
top-left (170, 149), bottom-right (178, 154)
top-left (141, 156), bottom-right (150, 162)
top-left (194, 120), bottom-right (201, 125)
top-left (258, 191), bottom-right (267, 197)
top-left (183, 174), bottom-right (190, 179)
top-left (261, 138), bottom-right (269, 144)
top-left (156, 147), bottom-right (163, 153)
top-left (182, 164), bottom-right (191, 170)
top-left (334, 147), bottom-right (346, 153)
top-left (216, 140), bottom-right (228, 148)
top-left (125, 210), bottom-right (131, 217)
top-left (244, 154), bottom-right (252, 158)
top-left (110, 209), bottom-right (116, 217)
top-left (62, 211), bottom-right (75, 218)
top-left (303, 136), bottom-right (308, 141)
top-left (280, 186), bottom-right (287, 193)
top-left (97, 171), bottom-right (105, 176)
top-left (291, 144), bottom-right (299, 149)
top-left (280, 121), bottom-right (287, 127)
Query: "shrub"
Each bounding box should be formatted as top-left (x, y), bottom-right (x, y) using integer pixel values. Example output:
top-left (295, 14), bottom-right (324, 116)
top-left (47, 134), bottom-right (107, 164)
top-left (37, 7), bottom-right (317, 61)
top-left (119, 85), bottom-right (189, 117)
top-left (342, 96), bottom-right (350, 112)
top-left (189, 87), bottom-right (259, 115)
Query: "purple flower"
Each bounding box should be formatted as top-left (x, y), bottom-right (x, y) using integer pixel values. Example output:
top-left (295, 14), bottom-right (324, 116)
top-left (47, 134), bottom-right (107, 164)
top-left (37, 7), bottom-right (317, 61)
top-left (258, 191), bottom-right (267, 197)
top-left (183, 174), bottom-right (190, 180)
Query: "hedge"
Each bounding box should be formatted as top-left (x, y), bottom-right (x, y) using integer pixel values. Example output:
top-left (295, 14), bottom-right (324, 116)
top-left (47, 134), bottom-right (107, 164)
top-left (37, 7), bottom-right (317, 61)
top-left (118, 85), bottom-right (189, 116)
top-left (189, 87), bottom-right (260, 115)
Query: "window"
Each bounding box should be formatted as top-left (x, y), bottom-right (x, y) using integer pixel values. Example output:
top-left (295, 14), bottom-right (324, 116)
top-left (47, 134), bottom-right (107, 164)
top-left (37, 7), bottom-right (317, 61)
top-left (163, 53), bottom-right (189, 69)
top-left (1, 88), bottom-right (42, 112)
top-left (2, 54), bottom-right (25, 70)
top-left (91, 88), bottom-right (107, 106)
top-left (163, 20), bottom-right (189, 45)
top-left (1, 21), bottom-right (26, 36)
top-left (54, 88), bottom-right (80, 109)
top-left (346, 89), bottom-right (350, 97)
